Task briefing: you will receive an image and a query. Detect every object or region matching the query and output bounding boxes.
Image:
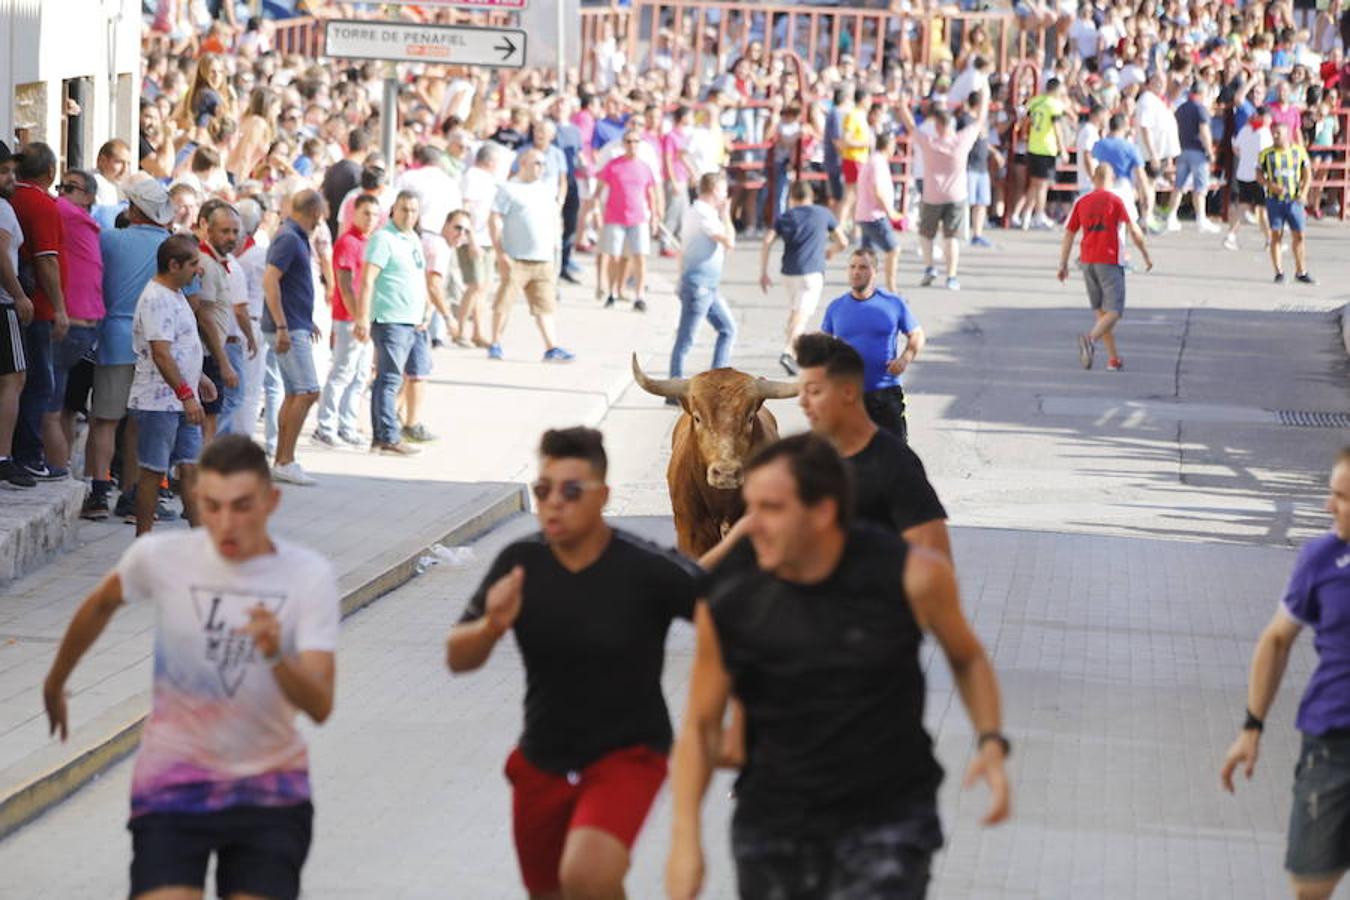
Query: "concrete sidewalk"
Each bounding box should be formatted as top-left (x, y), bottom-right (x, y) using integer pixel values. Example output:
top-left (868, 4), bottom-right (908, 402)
top-left (0, 268), bottom-right (686, 839)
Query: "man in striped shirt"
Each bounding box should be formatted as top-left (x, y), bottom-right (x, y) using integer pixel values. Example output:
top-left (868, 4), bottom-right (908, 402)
top-left (1257, 124), bottom-right (1314, 286)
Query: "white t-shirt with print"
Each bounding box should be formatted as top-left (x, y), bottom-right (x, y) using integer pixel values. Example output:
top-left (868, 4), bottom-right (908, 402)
top-left (0, 199), bottom-right (23, 306)
top-left (128, 280), bottom-right (204, 412)
top-left (116, 529), bottom-right (340, 817)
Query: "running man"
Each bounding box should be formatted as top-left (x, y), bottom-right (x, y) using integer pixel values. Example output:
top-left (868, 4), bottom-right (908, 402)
top-left (666, 433), bottom-right (1011, 899)
top-left (759, 181), bottom-right (847, 376)
top-left (1057, 165), bottom-right (1153, 372)
top-left (43, 434), bottom-right (339, 900)
top-left (1257, 123), bottom-right (1315, 285)
top-left (447, 427), bottom-right (699, 898)
top-left (1221, 448), bottom-right (1350, 900)
top-left (821, 248), bottom-right (926, 442)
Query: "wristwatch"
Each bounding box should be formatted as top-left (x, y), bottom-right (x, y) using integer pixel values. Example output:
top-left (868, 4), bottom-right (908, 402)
top-left (977, 731), bottom-right (1012, 757)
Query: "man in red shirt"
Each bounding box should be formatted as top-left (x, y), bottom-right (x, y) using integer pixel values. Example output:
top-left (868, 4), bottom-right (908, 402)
top-left (8, 142), bottom-right (70, 480)
top-left (313, 194), bottom-right (378, 447)
top-left (1057, 164), bottom-right (1153, 372)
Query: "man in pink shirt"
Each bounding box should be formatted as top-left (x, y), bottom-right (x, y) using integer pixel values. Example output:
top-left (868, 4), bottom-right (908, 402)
top-left (596, 125), bottom-right (664, 312)
top-left (896, 89), bottom-right (988, 291)
top-left (51, 169), bottom-right (104, 475)
top-left (854, 133), bottom-right (904, 293)
top-left (660, 105), bottom-right (695, 258)
top-left (1267, 81), bottom-right (1304, 146)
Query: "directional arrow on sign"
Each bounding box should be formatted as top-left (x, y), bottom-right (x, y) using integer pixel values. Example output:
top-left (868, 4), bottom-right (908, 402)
top-left (495, 36), bottom-right (517, 61)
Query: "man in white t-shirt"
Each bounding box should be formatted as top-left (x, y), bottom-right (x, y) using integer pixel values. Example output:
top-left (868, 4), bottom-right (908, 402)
top-left (126, 233), bottom-right (216, 535)
top-left (1135, 73), bottom-right (1181, 232)
top-left (1224, 109), bottom-right (1274, 250)
top-left (1077, 104), bottom-right (1109, 195)
top-left (457, 142), bottom-right (508, 347)
top-left (44, 433), bottom-right (338, 900)
top-left (0, 140), bottom-right (34, 489)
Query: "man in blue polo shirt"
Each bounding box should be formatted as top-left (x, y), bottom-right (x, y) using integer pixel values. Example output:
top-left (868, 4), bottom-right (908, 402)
top-left (82, 179), bottom-right (172, 522)
top-left (820, 248), bottom-right (926, 443)
top-left (1222, 448), bottom-right (1350, 900)
top-left (261, 188), bottom-right (324, 487)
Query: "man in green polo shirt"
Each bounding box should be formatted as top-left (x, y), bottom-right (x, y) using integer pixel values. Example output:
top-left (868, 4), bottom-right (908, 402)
top-left (353, 190), bottom-right (429, 456)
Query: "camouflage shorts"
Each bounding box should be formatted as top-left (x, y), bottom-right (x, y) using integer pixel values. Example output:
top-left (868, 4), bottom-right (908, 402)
top-left (731, 812), bottom-right (938, 899)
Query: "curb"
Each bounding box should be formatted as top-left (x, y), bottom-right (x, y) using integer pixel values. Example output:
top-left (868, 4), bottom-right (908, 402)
top-left (0, 485), bottom-right (528, 841)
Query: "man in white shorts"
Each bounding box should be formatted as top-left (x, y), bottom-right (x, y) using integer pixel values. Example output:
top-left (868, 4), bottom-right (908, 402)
top-left (595, 125), bottom-right (663, 312)
top-left (759, 181), bottom-right (847, 376)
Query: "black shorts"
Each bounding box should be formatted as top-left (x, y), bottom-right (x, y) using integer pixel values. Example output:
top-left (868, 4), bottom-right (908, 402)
top-left (1027, 152), bottom-right (1058, 180)
top-left (201, 354), bottom-right (225, 416)
top-left (1143, 161), bottom-right (1161, 180)
top-left (129, 802), bottom-right (313, 900)
top-left (65, 356), bottom-right (94, 415)
top-left (0, 305), bottom-right (25, 376)
top-left (863, 386), bottom-right (908, 444)
top-left (1236, 179), bottom-right (1265, 206)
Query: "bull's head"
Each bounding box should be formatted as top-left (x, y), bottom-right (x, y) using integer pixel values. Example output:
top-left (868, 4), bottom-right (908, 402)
top-left (632, 353), bottom-right (798, 491)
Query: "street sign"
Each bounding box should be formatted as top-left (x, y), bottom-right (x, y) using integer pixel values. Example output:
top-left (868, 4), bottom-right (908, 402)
top-left (324, 20), bottom-right (527, 69)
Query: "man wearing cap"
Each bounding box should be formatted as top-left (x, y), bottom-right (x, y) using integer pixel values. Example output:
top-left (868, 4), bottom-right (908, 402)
top-left (0, 140), bottom-right (36, 488)
top-left (80, 177), bottom-right (171, 521)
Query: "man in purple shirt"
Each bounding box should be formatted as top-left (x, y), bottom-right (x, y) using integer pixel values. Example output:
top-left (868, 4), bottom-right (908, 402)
top-left (1222, 447), bottom-right (1350, 899)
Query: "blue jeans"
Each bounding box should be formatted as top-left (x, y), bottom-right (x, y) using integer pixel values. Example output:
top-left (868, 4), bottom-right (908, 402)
top-left (262, 347), bottom-right (283, 454)
top-left (47, 325), bottom-right (98, 413)
top-left (670, 279), bottom-right (736, 378)
top-left (316, 321), bottom-right (373, 439)
top-left (370, 322), bottom-right (416, 445)
top-left (215, 340), bottom-right (247, 436)
top-left (14, 319), bottom-right (53, 467)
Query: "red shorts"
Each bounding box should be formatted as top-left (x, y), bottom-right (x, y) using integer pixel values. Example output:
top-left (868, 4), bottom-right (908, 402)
top-left (505, 744), bottom-right (668, 894)
top-left (842, 159), bottom-right (864, 185)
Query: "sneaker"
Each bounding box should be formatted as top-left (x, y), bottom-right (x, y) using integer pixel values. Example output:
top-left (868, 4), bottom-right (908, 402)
top-left (372, 440), bottom-right (421, 456)
top-left (559, 271), bottom-right (581, 285)
top-left (1107, 357), bottom-right (1124, 371)
top-left (0, 458), bottom-right (36, 488)
top-left (1296, 272), bottom-right (1317, 285)
top-left (633, 297), bottom-right (648, 313)
top-left (1222, 233), bottom-right (1238, 250)
top-left (946, 276), bottom-right (961, 291)
top-left (114, 492), bottom-right (135, 521)
top-left (970, 235), bottom-right (993, 248)
top-left (155, 499), bottom-right (177, 522)
top-left (920, 267), bottom-right (937, 287)
top-left (603, 294), bottom-right (617, 309)
top-left (23, 462), bottom-right (67, 481)
top-left (402, 423), bottom-right (437, 443)
top-left (337, 430), bottom-right (367, 447)
top-left (453, 336), bottom-right (475, 348)
top-left (1031, 216), bottom-right (1054, 230)
top-left (272, 462), bottom-right (317, 486)
top-left (779, 352), bottom-right (800, 376)
top-left (1197, 218), bottom-right (1222, 234)
top-left (312, 430), bottom-right (341, 449)
top-left (1077, 334), bottom-right (1095, 370)
top-left (543, 347), bottom-right (576, 363)
top-left (1165, 217), bottom-right (1182, 233)
top-left (1274, 272), bottom-right (1286, 284)
top-left (80, 494), bottom-right (111, 520)
top-left (487, 343), bottom-right (504, 360)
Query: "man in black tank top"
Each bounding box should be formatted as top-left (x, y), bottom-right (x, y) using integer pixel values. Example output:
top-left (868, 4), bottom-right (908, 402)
top-left (796, 331), bottom-right (951, 558)
top-left (448, 428), bottom-right (700, 899)
top-left (667, 434), bottom-right (1010, 900)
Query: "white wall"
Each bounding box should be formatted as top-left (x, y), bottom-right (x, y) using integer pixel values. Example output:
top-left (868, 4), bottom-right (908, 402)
top-left (0, 0), bottom-right (141, 165)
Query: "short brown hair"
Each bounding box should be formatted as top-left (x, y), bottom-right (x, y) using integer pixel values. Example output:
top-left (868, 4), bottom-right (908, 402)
top-left (199, 434), bottom-right (272, 483)
top-left (539, 427), bottom-right (608, 480)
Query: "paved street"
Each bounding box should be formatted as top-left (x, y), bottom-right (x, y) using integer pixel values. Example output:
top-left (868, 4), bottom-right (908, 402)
top-left (2, 220), bottom-right (1348, 897)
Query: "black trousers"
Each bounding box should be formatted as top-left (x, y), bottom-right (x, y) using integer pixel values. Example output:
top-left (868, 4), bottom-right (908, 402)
top-left (560, 180), bottom-right (580, 274)
top-left (864, 386), bottom-right (908, 444)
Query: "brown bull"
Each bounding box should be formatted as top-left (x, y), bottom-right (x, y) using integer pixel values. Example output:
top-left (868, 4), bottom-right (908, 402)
top-left (631, 354), bottom-right (798, 557)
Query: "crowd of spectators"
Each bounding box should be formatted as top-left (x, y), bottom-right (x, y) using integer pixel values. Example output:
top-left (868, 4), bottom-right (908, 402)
top-left (0, 0), bottom-right (1345, 507)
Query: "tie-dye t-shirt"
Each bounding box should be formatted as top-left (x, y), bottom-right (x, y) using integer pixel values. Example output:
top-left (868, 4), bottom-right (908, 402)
top-left (116, 529), bottom-right (340, 818)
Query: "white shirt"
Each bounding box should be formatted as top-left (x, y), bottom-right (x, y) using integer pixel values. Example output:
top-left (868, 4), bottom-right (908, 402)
top-left (948, 66), bottom-right (989, 109)
top-left (396, 165), bottom-right (462, 234)
top-left (93, 172), bottom-right (121, 208)
top-left (1069, 18), bottom-right (1099, 60)
top-left (115, 529), bottom-right (339, 816)
top-left (461, 166), bottom-right (500, 248)
top-left (0, 199), bottom-right (23, 306)
top-left (1135, 91), bottom-right (1180, 160)
top-left (686, 126), bottom-right (724, 178)
top-left (422, 230), bottom-right (454, 280)
top-left (1076, 123), bottom-right (1102, 190)
top-left (128, 280), bottom-right (204, 412)
top-left (1234, 124), bottom-right (1274, 182)
top-left (235, 234), bottom-right (270, 320)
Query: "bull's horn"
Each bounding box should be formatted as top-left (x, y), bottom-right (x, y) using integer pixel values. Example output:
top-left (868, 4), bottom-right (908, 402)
top-left (755, 377), bottom-right (800, 400)
top-left (631, 353), bottom-right (690, 400)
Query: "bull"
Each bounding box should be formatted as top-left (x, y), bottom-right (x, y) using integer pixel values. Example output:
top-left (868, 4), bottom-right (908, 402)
top-left (631, 353), bottom-right (799, 557)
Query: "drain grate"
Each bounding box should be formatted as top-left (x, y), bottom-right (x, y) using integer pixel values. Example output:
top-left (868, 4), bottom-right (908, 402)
top-left (1276, 409), bottom-right (1350, 428)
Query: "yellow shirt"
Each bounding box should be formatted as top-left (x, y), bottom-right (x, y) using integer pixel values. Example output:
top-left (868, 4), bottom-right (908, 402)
top-left (842, 108), bottom-right (871, 163)
top-left (1258, 144), bottom-right (1309, 198)
top-left (1027, 94), bottom-right (1066, 157)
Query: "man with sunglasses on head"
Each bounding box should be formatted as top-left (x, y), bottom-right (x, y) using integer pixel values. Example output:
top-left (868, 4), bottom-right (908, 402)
top-left (448, 427), bottom-right (699, 900)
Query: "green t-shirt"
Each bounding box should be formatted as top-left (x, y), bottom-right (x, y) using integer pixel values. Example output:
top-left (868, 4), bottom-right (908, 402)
top-left (363, 222), bottom-right (427, 325)
top-left (1027, 94), bottom-right (1066, 157)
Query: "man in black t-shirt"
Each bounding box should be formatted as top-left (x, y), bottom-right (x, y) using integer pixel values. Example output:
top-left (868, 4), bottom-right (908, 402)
top-left (796, 331), bottom-right (951, 558)
top-left (448, 427), bottom-right (699, 899)
top-left (667, 434), bottom-right (1010, 900)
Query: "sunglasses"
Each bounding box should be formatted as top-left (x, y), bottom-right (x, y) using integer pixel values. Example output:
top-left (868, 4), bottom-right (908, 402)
top-left (531, 479), bottom-right (602, 503)
top-left (58, 183), bottom-right (87, 194)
